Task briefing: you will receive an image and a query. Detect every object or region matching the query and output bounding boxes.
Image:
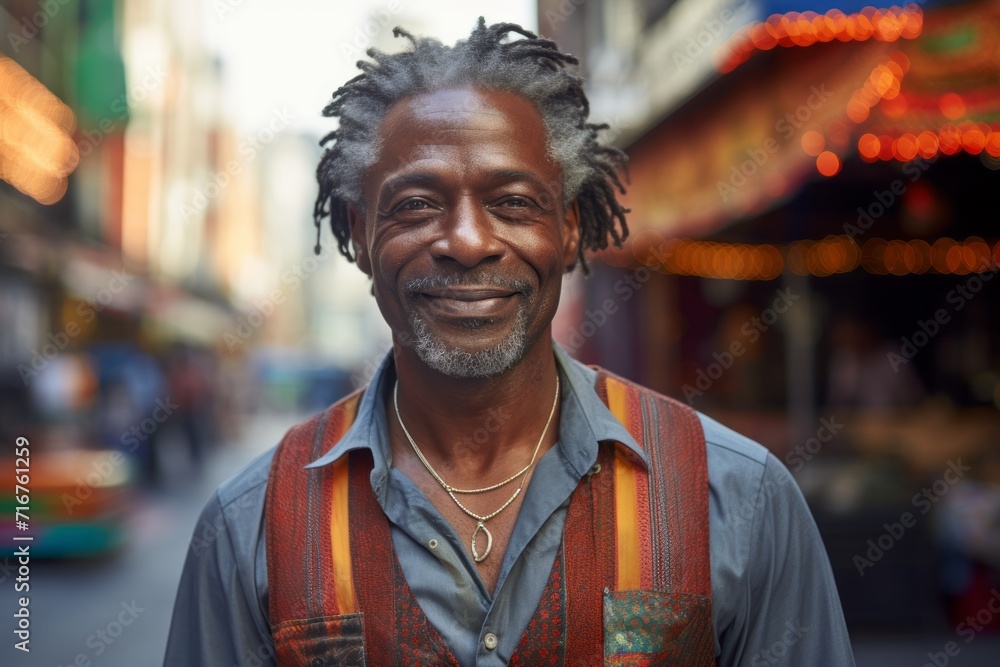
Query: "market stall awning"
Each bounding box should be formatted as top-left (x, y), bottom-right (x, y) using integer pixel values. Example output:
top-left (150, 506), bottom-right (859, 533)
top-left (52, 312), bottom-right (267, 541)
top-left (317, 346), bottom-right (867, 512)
top-left (607, 0), bottom-right (996, 249)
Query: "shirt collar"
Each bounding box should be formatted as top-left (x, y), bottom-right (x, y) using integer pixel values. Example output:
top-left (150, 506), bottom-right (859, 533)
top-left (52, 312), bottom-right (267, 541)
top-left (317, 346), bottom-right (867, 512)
top-left (304, 341), bottom-right (647, 482)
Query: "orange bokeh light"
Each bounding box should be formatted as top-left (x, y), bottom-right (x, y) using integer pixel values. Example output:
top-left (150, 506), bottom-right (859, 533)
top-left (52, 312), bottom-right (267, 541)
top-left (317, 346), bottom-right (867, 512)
top-left (858, 133), bottom-right (881, 160)
top-left (847, 99), bottom-right (870, 123)
top-left (939, 125), bottom-right (962, 154)
top-left (880, 93), bottom-right (909, 118)
top-left (718, 7), bottom-right (923, 74)
top-left (894, 133), bottom-right (918, 161)
top-left (0, 57), bottom-right (80, 205)
top-left (916, 131), bottom-right (939, 159)
top-left (940, 93), bottom-right (966, 120)
top-left (816, 151), bottom-right (841, 176)
top-left (801, 130), bottom-right (826, 156)
top-left (985, 131), bottom-right (1000, 157)
top-left (962, 126), bottom-right (986, 154)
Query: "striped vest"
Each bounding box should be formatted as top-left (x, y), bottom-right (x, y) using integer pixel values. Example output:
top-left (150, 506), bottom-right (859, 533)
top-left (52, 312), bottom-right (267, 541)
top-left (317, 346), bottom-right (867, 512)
top-left (265, 368), bottom-right (715, 666)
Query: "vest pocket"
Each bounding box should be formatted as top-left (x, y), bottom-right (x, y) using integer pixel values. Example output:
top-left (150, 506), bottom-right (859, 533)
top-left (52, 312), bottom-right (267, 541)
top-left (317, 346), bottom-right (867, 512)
top-left (272, 612), bottom-right (367, 667)
top-left (603, 590), bottom-right (715, 666)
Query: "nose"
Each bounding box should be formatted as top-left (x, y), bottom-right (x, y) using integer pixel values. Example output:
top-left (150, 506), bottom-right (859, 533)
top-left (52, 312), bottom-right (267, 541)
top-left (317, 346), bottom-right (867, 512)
top-left (429, 197), bottom-right (505, 268)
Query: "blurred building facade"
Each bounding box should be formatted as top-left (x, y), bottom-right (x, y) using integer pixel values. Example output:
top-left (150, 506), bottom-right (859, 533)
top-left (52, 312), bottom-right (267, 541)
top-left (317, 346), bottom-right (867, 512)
top-left (0, 0), bottom-right (262, 556)
top-left (542, 0), bottom-right (1000, 636)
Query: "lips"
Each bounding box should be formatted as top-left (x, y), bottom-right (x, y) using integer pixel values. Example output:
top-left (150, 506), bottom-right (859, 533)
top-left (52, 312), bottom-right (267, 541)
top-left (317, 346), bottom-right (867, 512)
top-left (415, 286), bottom-right (520, 319)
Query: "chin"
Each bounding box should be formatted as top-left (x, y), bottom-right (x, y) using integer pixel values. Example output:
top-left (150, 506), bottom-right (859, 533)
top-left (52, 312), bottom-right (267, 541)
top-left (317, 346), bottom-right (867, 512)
top-left (409, 310), bottom-right (529, 379)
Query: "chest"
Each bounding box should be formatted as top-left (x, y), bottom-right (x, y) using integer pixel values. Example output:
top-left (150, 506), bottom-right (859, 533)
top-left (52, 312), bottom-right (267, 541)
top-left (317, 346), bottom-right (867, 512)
top-left (395, 456), bottom-right (532, 593)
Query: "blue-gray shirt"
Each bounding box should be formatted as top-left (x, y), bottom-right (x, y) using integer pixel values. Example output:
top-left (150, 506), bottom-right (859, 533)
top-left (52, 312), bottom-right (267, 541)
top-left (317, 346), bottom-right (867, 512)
top-left (164, 343), bottom-right (855, 666)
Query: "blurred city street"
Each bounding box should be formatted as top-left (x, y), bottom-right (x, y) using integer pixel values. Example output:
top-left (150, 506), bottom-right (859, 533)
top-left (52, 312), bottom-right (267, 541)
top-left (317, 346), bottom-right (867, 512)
top-left (0, 411), bottom-right (296, 667)
top-left (2, 0), bottom-right (1000, 664)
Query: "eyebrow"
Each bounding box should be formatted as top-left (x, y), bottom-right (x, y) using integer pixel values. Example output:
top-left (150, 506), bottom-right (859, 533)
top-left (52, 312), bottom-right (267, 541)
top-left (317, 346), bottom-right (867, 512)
top-left (380, 172), bottom-right (442, 193)
top-left (379, 169), bottom-right (552, 194)
top-left (487, 170), bottom-right (551, 191)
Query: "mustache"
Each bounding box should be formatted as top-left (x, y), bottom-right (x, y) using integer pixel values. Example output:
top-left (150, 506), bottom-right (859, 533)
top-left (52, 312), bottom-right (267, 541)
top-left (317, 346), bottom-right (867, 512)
top-left (403, 273), bottom-right (534, 297)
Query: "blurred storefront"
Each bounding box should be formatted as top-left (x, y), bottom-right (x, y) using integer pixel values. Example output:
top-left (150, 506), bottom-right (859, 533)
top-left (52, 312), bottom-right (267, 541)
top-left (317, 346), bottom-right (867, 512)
top-left (543, 0), bottom-right (1000, 635)
top-left (0, 0), bottom-right (254, 557)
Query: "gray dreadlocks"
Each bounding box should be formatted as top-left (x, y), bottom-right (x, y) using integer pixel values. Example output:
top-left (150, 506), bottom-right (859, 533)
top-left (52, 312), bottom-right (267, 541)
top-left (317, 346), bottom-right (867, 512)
top-left (313, 18), bottom-right (629, 272)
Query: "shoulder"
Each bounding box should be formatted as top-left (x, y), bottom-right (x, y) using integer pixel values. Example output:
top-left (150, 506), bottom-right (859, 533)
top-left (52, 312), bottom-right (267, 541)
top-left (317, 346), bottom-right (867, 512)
top-left (215, 446), bottom-right (276, 511)
top-left (697, 411), bottom-right (776, 508)
top-left (695, 409), bottom-right (800, 534)
top-left (188, 446), bottom-right (276, 564)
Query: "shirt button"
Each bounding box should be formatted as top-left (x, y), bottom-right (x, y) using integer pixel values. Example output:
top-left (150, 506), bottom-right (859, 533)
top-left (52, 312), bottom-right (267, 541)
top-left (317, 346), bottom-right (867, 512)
top-left (484, 632), bottom-right (498, 650)
top-left (428, 538), bottom-right (438, 549)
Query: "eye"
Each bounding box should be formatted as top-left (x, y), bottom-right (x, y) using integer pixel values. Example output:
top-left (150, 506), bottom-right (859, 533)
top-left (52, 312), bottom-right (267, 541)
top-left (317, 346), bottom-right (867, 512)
top-left (396, 198), bottom-right (431, 211)
top-left (499, 197), bottom-right (531, 208)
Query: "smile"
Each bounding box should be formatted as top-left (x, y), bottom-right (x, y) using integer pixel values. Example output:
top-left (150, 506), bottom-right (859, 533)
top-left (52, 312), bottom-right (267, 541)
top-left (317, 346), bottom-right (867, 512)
top-left (415, 286), bottom-right (521, 320)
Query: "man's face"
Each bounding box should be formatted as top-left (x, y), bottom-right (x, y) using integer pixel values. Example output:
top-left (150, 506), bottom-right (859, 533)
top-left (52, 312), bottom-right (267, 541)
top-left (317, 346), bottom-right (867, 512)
top-left (349, 86), bottom-right (580, 378)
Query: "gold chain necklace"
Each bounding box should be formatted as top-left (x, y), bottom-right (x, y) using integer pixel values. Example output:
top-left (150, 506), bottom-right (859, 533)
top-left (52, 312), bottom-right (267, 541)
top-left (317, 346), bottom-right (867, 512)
top-left (393, 376), bottom-right (560, 562)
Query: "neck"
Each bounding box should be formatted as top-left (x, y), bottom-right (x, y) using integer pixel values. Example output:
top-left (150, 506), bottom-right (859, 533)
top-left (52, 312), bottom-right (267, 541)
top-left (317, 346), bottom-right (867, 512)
top-left (390, 333), bottom-right (561, 479)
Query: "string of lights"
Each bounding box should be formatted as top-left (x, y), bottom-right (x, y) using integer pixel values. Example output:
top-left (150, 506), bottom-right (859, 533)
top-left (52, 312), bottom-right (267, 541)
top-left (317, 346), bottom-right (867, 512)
top-left (716, 5), bottom-right (924, 74)
top-left (600, 235), bottom-right (1000, 280)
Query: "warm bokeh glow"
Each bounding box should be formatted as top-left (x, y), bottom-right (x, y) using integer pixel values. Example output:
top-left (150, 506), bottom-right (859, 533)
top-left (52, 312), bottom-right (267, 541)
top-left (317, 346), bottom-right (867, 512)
top-left (0, 57), bottom-right (80, 204)
top-left (607, 235), bottom-right (999, 280)
top-left (853, 123), bottom-right (999, 161)
top-left (801, 130), bottom-right (826, 156)
top-left (816, 150), bottom-right (842, 176)
top-left (939, 92), bottom-right (967, 120)
top-left (858, 133), bottom-right (881, 161)
top-left (717, 6), bottom-right (924, 74)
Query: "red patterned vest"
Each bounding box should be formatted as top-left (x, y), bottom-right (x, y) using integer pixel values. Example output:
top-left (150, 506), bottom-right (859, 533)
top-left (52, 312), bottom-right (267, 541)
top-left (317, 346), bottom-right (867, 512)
top-left (265, 368), bottom-right (716, 666)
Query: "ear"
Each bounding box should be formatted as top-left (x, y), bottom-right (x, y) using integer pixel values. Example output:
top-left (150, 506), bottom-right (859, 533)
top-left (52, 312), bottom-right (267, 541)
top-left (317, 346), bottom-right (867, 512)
top-left (562, 199), bottom-right (581, 269)
top-left (348, 205), bottom-right (372, 276)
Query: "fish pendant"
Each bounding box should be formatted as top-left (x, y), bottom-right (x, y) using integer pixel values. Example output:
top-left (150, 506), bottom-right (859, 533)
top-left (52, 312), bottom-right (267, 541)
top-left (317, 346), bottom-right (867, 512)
top-left (471, 521), bottom-right (493, 562)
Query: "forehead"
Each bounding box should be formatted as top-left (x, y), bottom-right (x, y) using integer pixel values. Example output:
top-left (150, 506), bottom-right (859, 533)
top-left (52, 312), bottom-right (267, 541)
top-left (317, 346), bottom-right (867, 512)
top-left (366, 87), bottom-right (559, 193)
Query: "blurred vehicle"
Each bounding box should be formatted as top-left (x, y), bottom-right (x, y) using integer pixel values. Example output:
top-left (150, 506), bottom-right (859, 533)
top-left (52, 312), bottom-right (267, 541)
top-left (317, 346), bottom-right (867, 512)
top-left (1, 449), bottom-right (130, 558)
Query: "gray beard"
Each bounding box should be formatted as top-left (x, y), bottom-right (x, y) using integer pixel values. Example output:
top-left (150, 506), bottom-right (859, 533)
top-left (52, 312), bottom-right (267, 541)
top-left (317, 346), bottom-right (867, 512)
top-left (408, 308), bottom-right (528, 379)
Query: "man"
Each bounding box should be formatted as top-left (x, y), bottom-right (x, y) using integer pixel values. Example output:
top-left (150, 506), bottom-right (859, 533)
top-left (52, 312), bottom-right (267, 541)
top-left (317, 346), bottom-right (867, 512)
top-left (165, 20), bottom-right (855, 666)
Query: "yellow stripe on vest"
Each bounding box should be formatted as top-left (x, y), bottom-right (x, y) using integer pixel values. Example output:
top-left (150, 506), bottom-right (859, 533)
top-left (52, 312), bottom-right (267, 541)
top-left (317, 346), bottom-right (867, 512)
top-left (330, 455), bottom-right (357, 614)
top-left (607, 378), bottom-right (641, 591)
top-left (328, 395), bottom-right (362, 615)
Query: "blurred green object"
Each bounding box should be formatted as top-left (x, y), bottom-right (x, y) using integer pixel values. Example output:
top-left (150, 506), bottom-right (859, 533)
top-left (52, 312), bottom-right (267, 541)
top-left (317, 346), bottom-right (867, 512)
top-left (74, 0), bottom-right (128, 128)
